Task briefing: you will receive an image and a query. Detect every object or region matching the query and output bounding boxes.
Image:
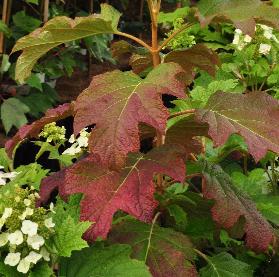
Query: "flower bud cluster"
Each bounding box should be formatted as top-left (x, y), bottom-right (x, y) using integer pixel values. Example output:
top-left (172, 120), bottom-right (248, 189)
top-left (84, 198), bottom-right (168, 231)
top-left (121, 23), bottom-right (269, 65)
top-left (39, 122), bottom-right (66, 144)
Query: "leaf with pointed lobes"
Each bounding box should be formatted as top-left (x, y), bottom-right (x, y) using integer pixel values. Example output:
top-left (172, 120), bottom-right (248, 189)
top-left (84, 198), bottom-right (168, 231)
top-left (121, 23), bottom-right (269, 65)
top-left (166, 115), bottom-right (209, 156)
top-left (109, 218), bottom-right (198, 277)
top-left (12, 4), bottom-right (121, 83)
top-left (111, 40), bottom-right (152, 75)
top-left (5, 103), bottom-right (74, 158)
top-left (164, 44), bottom-right (220, 86)
top-left (74, 63), bottom-right (186, 169)
top-left (39, 145), bottom-right (186, 241)
top-left (196, 0), bottom-right (279, 36)
top-left (196, 91), bottom-right (279, 162)
top-left (201, 160), bottom-right (275, 252)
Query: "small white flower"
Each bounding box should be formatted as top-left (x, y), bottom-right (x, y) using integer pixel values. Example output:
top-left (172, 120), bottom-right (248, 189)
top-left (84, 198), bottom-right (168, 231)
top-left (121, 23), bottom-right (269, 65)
top-left (44, 217), bottom-right (55, 228)
top-left (40, 247), bottom-right (50, 261)
top-left (21, 220), bottom-right (38, 236)
top-left (80, 49), bottom-right (87, 55)
top-left (25, 208), bottom-right (34, 217)
top-left (24, 199), bottom-right (31, 206)
top-left (243, 34), bottom-right (252, 43)
top-left (0, 178), bottom-right (6, 186)
top-left (47, 80), bottom-right (56, 88)
top-left (2, 208), bottom-right (13, 219)
top-left (37, 73), bottom-right (45, 83)
top-left (4, 252), bottom-right (21, 267)
top-left (69, 134), bottom-right (75, 143)
top-left (17, 258), bottom-right (31, 274)
top-left (235, 28), bottom-right (242, 34)
top-left (0, 232), bottom-right (9, 247)
top-left (77, 136), bottom-right (88, 148)
top-left (259, 43), bottom-right (271, 55)
top-left (63, 144), bottom-right (82, 155)
top-left (25, 251), bottom-right (42, 264)
top-left (27, 234), bottom-right (45, 250)
top-left (49, 202), bottom-right (56, 213)
top-left (18, 211), bottom-right (27, 221)
top-left (0, 170), bottom-right (18, 186)
top-left (8, 230), bottom-right (24, 245)
top-left (15, 196), bottom-right (21, 203)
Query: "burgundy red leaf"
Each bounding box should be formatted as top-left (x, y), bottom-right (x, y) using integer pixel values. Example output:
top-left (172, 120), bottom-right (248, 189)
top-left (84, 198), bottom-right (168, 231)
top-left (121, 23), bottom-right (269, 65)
top-left (196, 92), bottom-right (279, 162)
top-left (40, 145), bottom-right (186, 241)
top-left (74, 63), bottom-right (186, 169)
top-left (202, 160), bottom-right (274, 252)
top-left (164, 44), bottom-right (220, 86)
top-left (5, 103), bottom-right (74, 158)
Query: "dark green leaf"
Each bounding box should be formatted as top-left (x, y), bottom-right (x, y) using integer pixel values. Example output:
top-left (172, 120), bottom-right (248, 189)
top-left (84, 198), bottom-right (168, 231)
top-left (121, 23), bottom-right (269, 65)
top-left (59, 244), bottom-right (151, 277)
top-left (199, 252), bottom-right (253, 277)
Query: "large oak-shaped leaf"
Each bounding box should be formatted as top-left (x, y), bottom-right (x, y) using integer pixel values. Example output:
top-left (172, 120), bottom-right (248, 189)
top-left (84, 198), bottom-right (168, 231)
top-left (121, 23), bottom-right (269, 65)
top-left (74, 63), bottom-right (185, 169)
top-left (5, 103), bottom-right (73, 158)
top-left (201, 160), bottom-right (274, 252)
top-left (196, 0), bottom-right (279, 36)
top-left (109, 219), bottom-right (197, 277)
top-left (12, 4), bottom-right (121, 83)
top-left (196, 92), bottom-right (279, 162)
top-left (164, 44), bottom-right (220, 86)
top-left (40, 145), bottom-right (186, 240)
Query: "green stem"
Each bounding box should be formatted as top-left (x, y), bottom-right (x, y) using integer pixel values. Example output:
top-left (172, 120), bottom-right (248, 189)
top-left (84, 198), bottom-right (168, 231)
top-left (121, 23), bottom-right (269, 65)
top-left (158, 23), bottom-right (195, 52)
top-left (116, 31), bottom-right (153, 52)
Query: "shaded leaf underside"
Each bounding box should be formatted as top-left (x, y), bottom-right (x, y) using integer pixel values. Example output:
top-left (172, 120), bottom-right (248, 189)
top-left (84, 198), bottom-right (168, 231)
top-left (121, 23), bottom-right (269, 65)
top-left (201, 160), bottom-right (274, 252)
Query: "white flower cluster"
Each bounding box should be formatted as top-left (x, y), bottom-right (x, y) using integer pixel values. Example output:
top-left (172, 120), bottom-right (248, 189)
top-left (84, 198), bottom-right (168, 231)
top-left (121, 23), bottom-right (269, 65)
top-left (232, 24), bottom-right (279, 55)
top-left (232, 29), bottom-right (252, 50)
top-left (0, 166), bottom-right (18, 186)
top-left (63, 128), bottom-right (90, 156)
top-left (0, 189), bottom-right (55, 274)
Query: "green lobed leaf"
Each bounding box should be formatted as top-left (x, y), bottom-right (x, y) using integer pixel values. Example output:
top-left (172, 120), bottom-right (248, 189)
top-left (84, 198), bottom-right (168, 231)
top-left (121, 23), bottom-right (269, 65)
top-left (50, 194), bottom-right (91, 257)
top-left (12, 11), bottom-right (41, 34)
top-left (11, 163), bottom-right (49, 190)
top-left (0, 260), bottom-right (23, 277)
top-left (26, 73), bottom-right (43, 91)
top-left (1, 98), bottom-right (30, 134)
top-left (51, 215), bottom-right (90, 257)
top-left (0, 20), bottom-right (11, 37)
top-left (13, 4), bottom-right (121, 83)
top-left (59, 244), bottom-right (151, 277)
top-left (28, 262), bottom-right (53, 277)
top-left (158, 7), bottom-right (190, 25)
top-left (199, 252), bottom-right (253, 277)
